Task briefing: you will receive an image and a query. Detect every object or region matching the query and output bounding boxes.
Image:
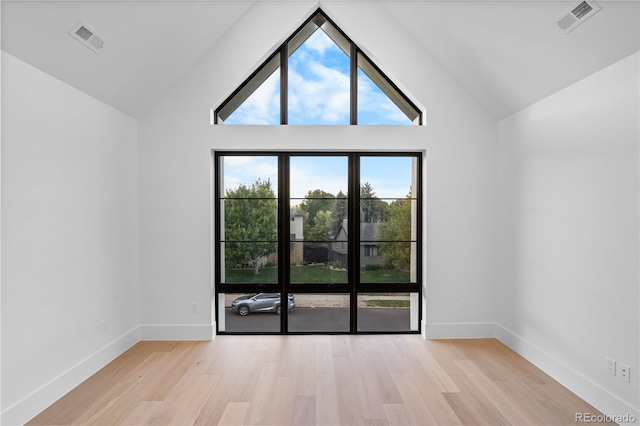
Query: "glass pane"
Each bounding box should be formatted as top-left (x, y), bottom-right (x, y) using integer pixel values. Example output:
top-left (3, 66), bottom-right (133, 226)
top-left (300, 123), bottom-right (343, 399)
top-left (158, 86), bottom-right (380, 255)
top-left (292, 199), bottom-right (347, 241)
top-left (290, 156), bottom-right (349, 284)
top-left (289, 156), bottom-right (348, 199)
top-left (219, 155), bottom-right (278, 197)
top-left (357, 292), bottom-right (419, 332)
top-left (288, 293), bottom-right (350, 332)
top-left (360, 156), bottom-right (415, 199)
top-left (224, 65), bottom-right (281, 125)
top-left (290, 242), bottom-right (348, 284)
top-left (358, 68), bottom-right (412, 125)
top-left (220, 155), bottom-right (278, 284)
top-left (360, 242), bottom-right (416, 284)
top-left (357, 52), bottom-right (420, 125)
top-left (221, 242), bottom-right (278, 284)
top-left (223, 199), bottom-right (279, 239)
top-left (218, 293), bottom-right (285, 333)
top-left (288, 28), bottom-right (350, 125)
top-left (359, 156), bottom-right (418, 284)
top-left (360, 199), bottom-right (418, 242)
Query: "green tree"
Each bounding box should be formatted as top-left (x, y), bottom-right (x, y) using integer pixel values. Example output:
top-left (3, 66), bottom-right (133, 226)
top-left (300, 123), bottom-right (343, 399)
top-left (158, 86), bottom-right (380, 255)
top-left (331, 191), bottom-right (348, 236)
top-left (299, 189), bottom-right (335, 238)
top-left (360, 182), bottom-right (388, 223)
top-left (307, 210), bottom-right (333, 241)
top-left (224, 179), bottom-right (277, 275)
top-left (378, 194), bottom-right (412, 271)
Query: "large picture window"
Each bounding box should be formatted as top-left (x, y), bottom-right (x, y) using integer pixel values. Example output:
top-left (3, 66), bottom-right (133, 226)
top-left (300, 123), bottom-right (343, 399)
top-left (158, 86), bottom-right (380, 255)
top-left (215, 152), bottom-right (422, 334)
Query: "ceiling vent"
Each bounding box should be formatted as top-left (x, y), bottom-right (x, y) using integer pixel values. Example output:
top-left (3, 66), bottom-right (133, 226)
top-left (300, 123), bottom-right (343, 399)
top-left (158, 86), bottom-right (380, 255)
top-left (555, 1), bottom-right (601, 34)
top-left (69, 21), bottom-right (105, 53)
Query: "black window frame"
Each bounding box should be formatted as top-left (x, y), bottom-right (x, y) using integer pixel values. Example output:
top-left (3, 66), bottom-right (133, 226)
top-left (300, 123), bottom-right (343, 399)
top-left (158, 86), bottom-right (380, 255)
top-left (214, 151), bottom-right (423, 335)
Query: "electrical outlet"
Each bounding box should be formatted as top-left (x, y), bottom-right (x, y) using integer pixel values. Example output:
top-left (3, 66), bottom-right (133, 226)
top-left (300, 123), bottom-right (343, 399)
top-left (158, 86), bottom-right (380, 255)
top-left (606, 357), bottom-right (616, 376)
top-left (619, 363), bottom-right (630, 383)
top-left (191, 302), bottom-right (198, 313)
top-left (460, 298), bottom-right (468, 310)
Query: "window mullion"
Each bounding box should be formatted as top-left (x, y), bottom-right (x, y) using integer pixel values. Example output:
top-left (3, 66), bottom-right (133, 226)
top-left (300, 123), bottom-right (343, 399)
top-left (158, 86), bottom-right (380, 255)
top-left (281, 45), bottom-right (288, 125)
top-left (279, 154), bottom-right (290, 332)
top-left (350, 44), bottom-right (357, 125)
top-left (348, 154), bottom-right (359, 332)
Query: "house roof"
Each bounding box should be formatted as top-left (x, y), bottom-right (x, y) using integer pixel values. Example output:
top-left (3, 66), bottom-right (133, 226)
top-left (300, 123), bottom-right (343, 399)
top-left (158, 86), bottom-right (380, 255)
top-left (290, 208), bottom-right (306, 218)
top-left (2, 1), bottom-right (638, 120)
top-left (336, 219), bottom-right (379, 241)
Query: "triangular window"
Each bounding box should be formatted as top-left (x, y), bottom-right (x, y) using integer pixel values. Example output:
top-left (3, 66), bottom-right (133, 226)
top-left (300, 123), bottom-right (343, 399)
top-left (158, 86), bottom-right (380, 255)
top-left (214, 9), bottom-right (422, 125)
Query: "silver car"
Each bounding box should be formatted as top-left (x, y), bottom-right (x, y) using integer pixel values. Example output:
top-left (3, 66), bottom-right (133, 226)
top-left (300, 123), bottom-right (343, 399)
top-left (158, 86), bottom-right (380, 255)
top-left (231, 293), bottom-right (295, 316)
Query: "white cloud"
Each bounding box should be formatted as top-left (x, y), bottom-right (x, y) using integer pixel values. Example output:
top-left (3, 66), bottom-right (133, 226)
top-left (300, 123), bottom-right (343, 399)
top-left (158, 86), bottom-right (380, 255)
top-left (289, 158), bottom-right (348, 203)
top-left (357, 72), bottom-right (410, 124)
top-left (222, 156), bottom-right (279, 194)
top-left (225, 70), bottom-right (279, 125)
top-left (304, 29), bottom-right (335, 55)
top-left (288, 59), bottom-right (350, 124)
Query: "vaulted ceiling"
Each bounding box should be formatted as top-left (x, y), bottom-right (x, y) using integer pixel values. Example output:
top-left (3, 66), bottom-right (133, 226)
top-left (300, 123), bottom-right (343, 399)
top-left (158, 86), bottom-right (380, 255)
top-left (2, 0), bottom-right (639, 120)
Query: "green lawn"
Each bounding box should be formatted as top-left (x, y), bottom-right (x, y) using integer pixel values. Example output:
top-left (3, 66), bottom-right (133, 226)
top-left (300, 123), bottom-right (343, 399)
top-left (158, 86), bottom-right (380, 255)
top-left (360, 268), bottom-right (410, 283)
top-left (224, 264), bottom-right (409, 283)
top-left (365, 300), bottom-right (410, 308)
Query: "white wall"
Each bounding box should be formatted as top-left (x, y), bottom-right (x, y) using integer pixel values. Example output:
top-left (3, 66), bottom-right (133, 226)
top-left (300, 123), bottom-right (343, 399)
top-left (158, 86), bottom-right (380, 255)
top-left (496, 52), bottom-right (640, 420)
top-left (1, 51), bottom-right (140, 425)
top-left (138, 1), bottom-right (497, 339)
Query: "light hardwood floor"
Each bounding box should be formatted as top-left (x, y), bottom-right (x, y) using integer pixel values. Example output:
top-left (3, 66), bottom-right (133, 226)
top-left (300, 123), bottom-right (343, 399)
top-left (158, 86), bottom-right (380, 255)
top-left (27, 336), bottom-right (607, 425)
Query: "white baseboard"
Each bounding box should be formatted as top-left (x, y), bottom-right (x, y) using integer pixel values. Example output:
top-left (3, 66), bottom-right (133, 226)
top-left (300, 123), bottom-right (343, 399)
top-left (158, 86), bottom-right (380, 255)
top-left (495, 324), bottom-right (640, 425)
top-left (423, 321), bottom-right (497, 339)
top-left (140, 323), bottom-right (214, 341)
top-left (0, 326), bottom-right (141, 426)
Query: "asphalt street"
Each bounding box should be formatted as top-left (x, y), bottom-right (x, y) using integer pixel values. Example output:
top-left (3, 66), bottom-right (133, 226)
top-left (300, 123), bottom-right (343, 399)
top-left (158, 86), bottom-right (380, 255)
top-left (221, 307), bottom-right (411, 333)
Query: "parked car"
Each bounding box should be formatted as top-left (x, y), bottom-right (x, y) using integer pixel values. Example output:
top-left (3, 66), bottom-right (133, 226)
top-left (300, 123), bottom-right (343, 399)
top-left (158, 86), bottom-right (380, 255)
top-left (231, 293), bottom-right (294, 316)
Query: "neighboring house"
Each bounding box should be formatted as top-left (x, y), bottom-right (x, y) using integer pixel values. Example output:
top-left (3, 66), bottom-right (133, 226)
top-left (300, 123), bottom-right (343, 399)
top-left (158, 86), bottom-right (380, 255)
top-left (264, 208), bottom-right (306, 266)
top-left (290, 208), bottom-right (305, 265)
top-left (330, 219), bottom-right (388, 268)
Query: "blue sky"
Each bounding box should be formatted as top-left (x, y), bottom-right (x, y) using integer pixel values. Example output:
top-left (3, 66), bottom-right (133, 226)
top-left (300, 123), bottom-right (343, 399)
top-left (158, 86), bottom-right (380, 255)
top-left (225, 28), bottom-right (411, 125)
top-left (221, 155), bottom-right (414, 201)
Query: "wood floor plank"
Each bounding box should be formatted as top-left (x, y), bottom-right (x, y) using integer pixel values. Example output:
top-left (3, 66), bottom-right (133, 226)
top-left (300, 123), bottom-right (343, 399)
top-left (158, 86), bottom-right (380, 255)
top-left (315, 335), bottom-right (335, 374)
top-left (404, 335), bottom-right (460, 393)
top-left (454, 358), bottom-right (532, 425)
top-left (366, 349), bottom-right (404, 404)
top-left (266, 376), bottom-right (296, 425)
top-left (117, 401), bottom-right (164, 426)
top-left (444, 375), bottom-right (511, 425)
top-left (193, 377), bottom-right (233, 426)
top-left (393, 372), bottom-right (440, 425)
top-left (402, 358), bottom-right (463, 425)
top-left (243, 361), bottom-right (279, 425)
top-left (292, 395), bottom-right (316, 426)
top-left (334, 356), bottom-right (369, 425)
top-left (217, 402), bottom-right (250, 426)
top-left (352, 349), bottom-right (389, 420)
top-left (225, 350), bottom-right (265, 403)
top-left (295, 337), bottom-right (317, 396)
top-left (331, 334), bottom-right (351, 358)
top-left (26, 336), bottom-right (609, 426)
top-left (278, 335), bottom-right (301, 378)
top-left (383, 403), bottom-right (411, 425)
top-left (163, 375), bottom-right (220, 425)
top-left (315, 373), bottom-right (340, 426)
